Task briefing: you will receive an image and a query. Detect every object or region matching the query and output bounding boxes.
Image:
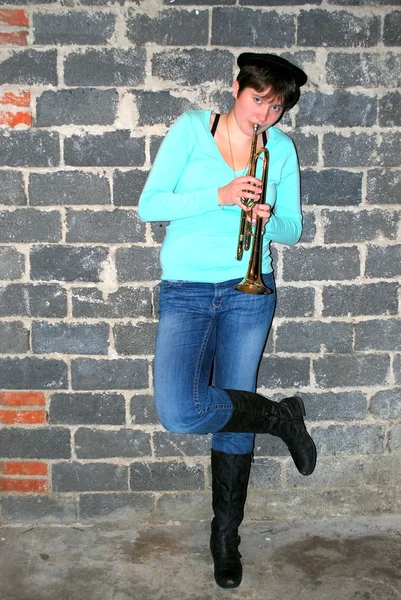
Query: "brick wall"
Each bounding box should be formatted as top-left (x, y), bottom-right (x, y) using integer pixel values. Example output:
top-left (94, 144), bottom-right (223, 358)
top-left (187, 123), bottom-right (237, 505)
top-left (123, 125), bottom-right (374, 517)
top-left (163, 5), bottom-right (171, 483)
top-left (0, 0), bottom-right (400, 525)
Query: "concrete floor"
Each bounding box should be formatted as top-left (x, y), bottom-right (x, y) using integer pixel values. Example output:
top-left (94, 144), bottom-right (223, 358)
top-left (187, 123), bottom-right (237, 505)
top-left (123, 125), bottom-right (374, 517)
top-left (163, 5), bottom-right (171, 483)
top-left (1, 514), bottom-right (401, 600)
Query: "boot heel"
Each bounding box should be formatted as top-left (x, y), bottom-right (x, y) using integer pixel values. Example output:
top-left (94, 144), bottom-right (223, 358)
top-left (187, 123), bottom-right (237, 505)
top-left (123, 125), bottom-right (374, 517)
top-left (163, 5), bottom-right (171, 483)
top-left (294, 395), bottom-right (306, 417)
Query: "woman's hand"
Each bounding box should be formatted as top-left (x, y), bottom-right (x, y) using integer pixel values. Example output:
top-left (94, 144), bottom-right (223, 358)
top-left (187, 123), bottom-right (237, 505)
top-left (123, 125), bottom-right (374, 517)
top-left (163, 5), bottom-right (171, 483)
top-left (218, 176), bottom-right (262, 209)
top-left (248, 202), bottom-right (272, 232)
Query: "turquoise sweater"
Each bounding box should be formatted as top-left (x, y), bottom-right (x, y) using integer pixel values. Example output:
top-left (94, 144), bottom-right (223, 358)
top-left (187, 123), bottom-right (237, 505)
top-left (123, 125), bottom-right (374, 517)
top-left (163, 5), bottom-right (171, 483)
top-left (138, 110), bottom-right (302, 282)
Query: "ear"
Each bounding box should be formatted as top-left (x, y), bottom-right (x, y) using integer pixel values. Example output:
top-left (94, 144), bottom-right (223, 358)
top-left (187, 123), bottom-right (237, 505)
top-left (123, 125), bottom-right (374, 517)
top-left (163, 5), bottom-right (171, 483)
top-left (232, 80), bottom-right (239, 99)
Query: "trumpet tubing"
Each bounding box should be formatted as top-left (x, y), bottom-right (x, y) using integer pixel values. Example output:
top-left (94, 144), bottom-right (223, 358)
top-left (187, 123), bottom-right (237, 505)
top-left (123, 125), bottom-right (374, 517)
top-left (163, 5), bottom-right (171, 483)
top-left (234, 125), bottom-right (272, 295)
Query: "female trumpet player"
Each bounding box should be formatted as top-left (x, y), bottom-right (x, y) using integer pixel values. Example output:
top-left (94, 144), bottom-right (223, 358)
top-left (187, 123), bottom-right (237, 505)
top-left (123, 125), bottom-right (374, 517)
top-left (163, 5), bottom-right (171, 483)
top-left (138, 52), bottom-right (316, 589)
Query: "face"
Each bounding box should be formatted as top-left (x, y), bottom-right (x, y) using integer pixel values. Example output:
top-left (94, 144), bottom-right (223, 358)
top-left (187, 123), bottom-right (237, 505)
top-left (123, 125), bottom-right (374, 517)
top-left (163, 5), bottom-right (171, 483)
top-left (232, 83), bottom-right (284, 136)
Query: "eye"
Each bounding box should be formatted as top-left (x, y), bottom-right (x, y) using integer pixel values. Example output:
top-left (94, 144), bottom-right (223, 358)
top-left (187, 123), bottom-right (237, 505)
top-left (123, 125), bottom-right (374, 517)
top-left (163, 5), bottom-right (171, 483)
top-left (254, 97), bottom-right (262, 104)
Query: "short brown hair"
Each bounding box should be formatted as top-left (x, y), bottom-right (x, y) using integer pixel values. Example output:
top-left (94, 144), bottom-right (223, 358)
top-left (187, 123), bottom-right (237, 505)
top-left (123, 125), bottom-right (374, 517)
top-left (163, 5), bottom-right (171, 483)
top-left (236, 65), bottom-right (301, 110)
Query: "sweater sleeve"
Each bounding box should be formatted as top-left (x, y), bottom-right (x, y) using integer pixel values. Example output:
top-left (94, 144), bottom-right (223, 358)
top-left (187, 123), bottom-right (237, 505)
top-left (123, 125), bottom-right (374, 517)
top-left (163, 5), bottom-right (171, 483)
top-left (263, 138), bottom-right (302, 246)
top-left (138, 112), bottom-right (219, 223)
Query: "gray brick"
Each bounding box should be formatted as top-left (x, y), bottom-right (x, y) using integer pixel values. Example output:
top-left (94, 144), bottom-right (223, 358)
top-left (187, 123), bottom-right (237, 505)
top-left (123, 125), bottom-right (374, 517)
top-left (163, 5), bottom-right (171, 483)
top-left (282, 247), bottom-right (360, 282)
top-left (66, 209), bottom-right (145, 243)
top-left (212, 7), bottom-right (295, 46)
top-left (113, 169), bottom-right (147, 207)
top-left (133, 91), bottom-right (196, 127)
top-left (116, 247), bottom-right (161, 282)
top-left (1, 496), bottom-right (76, 525)
top-left (301, 391), bottom-right (367, 421)
top-left (395, 354), bottom-right (401, 385)
top-left (243, 0), bottom-right (320, 3)
top-left (52, 462), bottom-right (128, 492)
top-left (383, 10), bottom-right (401, 46)
top-left (64, 48), bottom-right (146, 87)
top-left (312, 424), bottom-right (385, 456)
top-left (75, 427), bottom-right (151, 459)
top-left (0, 427), bottom-right (70, 458)
top-left (126, 9), bottom-right (209, 46)
top-left (36, 88), bottom-right (119, 127)
top-left (114, 322), bottom-right (157, 356)
top-left (291, 132), bottom-right (319, 168)
top-left (314, 354), bottom-right (390, 388)
top-left (156, 492), bottom-right (210, 522)
top-left (323, 133), bottom-right (377, 168)
top-left (0, 357), bottom-right (68, 389)
top-left (327, 51), bottom-right (401, 88)
top-left (301, 170), bottom-right (363, 207)
top-left (163, 0), bottom-right (234, 3)
top-left (0, 49), bottom-right (57, 86)
top-left (297, 92), bottom-right (376, 127)
top-left (362, 454), bottom-right (401, 487)
top-left (29, 171), bottom-right (111, 206)
top-left (379, 92), bottom-right (401, 128)
top-left (370, 388), bottom-right (401, 419)
top-left (210, 90), bottom-right (235, 115)
top-left (0, 171), bottom-right (26, 206)
top-left (32, 321), bottom-right (109, 355)
top-left (276, 321), bottom-right (352, 354)
top-left (298, 9), bottom-right (380, 47)
top-left (388, 423), bottom-right (401, 452)
top-left (323, 209), bottom-right (397, 243)
top-left (71, 358), bottom-right (148, 390)
top-left (152, 49), bottom-right (233, 86)
top-left (49, 392), bottom-right (126, 425)
top-left (150, 136), bottom-right (164, 163)
top-left (355, 319), bottom-right (401, 352)
top-left (299, 212), bottom-right (316, 243)
top-left (322, 283), bottom-right (398, 317)
top-left (367, 169), bottom-right (401, 205)
top-left (287, 457), bottom-right (363, 489)
top-left (130, 394), bottom-right (158, 425)
top-left (258, 356), bottom-right (310, 388)
top-left (275, 286), bottom-right (315, 318)
top-left (130, 461), bottom-right (204, 491)
top-left (0, 131), bottom-right (59, 168)
top-left (0, 208), bottom-right (61, 243)
top-left (64, 131), bottom-right (145, 168)
top-left (30, 246), bottom-right (109, 282)
top-left (365, 245), bottom-right (401, 278)
top-left (79, 493), bottom-right (153, 522)
top-left (0, 247), bottom-right (24, 280)
top-left (33, 11), bottom-right (115, 45)
top-left (72, 287), bottom-right (152, 319)
top-left (0, 284), bottom-right (67, 317)
top-left (379, 132), bottom-right (401, 167)
top-left (248, 458), bottom-right (281, 490)
top-left (153, 432), bottom-right (210, 457)
top-left (150, 221), bottom-right (168, 244)
top-left (0, 321), bottom-right (29, 353)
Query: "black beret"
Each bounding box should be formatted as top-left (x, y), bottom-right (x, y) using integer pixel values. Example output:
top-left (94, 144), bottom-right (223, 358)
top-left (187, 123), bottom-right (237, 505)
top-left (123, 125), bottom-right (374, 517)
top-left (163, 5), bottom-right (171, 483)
top-left (237, 52), bottom-right (307, 87)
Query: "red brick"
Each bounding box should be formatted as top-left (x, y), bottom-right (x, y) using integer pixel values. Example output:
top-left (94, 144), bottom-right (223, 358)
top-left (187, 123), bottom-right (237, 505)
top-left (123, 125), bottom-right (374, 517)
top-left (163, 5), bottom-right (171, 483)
top-left (0, 110), bottom-right (31, 127)
top-left (0, 31), bottom-right (28, 46)
top-left (0, 409), bottom-right (46, 424)
top-left (0, 392), bottom-right (46, 407)
top-left (0, 9), bottom-right (29, 27)
top-left (0, 478), bottom-right (48, 493)
top-left (0, 91), bottom-right (30, 107)
top-left (2, 461), bottom-right (48, 476)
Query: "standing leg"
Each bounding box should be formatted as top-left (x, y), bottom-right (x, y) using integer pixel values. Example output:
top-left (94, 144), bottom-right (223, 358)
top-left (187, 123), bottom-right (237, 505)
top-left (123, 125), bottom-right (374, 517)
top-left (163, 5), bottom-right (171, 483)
top-left (209, 273), bottom-right (276, 588)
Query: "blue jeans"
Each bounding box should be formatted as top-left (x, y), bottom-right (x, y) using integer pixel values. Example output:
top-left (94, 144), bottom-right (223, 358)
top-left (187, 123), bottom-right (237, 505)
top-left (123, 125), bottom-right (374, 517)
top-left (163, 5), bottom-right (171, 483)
top-left (154, 273), bottom-right (276, 455)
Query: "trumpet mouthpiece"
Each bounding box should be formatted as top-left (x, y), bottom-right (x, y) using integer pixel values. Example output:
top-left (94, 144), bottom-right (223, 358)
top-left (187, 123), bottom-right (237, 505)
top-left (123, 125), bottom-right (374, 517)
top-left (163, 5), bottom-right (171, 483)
top-left (253, 124), bottom-right (259, 134)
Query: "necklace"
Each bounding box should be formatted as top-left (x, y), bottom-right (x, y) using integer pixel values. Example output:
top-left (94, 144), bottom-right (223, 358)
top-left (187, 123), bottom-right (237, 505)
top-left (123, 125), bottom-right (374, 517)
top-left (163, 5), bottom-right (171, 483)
top-left (226, 114), bottom-right (249, 177)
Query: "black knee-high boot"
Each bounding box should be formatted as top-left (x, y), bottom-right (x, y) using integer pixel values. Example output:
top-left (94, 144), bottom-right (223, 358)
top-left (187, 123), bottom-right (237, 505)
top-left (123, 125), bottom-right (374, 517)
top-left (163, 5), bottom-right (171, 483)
top-left (219, 390), bottom-right (317, 476)
top-left (210, 449), bottom-right (253, 589)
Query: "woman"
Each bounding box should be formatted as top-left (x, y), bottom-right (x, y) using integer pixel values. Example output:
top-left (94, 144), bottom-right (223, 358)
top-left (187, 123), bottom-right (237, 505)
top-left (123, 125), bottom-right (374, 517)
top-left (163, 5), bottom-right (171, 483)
top-left (138, 52), bottom-right (316, 589)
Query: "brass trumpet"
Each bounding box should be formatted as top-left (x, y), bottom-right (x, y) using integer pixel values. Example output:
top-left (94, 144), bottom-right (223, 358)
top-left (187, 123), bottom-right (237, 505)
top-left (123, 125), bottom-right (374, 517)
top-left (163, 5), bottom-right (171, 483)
top-left (234, 124), bottom-right (272, 295)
